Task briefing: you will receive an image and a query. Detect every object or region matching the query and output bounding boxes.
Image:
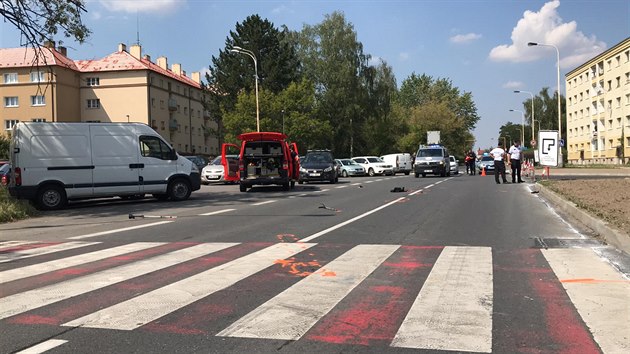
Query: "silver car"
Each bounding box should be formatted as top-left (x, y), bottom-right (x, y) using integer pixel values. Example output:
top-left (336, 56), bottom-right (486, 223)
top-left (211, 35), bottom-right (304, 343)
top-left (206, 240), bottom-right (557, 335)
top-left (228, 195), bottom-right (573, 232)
top-left (336, 159), bottom-right (366, 177)
top-left (201, 155), bottom-right (237, 184)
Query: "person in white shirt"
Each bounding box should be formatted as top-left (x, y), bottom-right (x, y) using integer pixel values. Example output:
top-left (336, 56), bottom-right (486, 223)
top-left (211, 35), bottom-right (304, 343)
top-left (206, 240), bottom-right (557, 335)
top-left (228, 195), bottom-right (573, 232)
top-left (490, 143), bottom-right (508, 184)
top-left (508, 140), bottom-right (524, 183)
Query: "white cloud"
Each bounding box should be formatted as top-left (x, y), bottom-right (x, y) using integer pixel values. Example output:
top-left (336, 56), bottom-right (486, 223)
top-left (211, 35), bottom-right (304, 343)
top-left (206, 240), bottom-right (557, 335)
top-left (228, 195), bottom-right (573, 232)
top-left (272, 4), bottom-right (294, 14)
top-left (450, 33), bottom-right (482, 44)
top-left (98, 0), bottom-right (182, 14)
top-left (90, 11), bottom-right (102, 20)
top-left (502, 81), bottom-right (524, 89)
top-left (399, 52), bottom-right (410, 61)
top-left (488, 0), bottom-right (606, 68)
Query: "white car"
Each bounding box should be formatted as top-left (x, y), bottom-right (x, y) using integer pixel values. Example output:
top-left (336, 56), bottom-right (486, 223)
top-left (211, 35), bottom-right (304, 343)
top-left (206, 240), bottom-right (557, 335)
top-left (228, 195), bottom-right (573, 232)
top-left (201, 155), bottom-right (237, 184)
top-left (351, 156), bottom-right (393, 176)
top-left (449, 155), bottom-right (459, 175)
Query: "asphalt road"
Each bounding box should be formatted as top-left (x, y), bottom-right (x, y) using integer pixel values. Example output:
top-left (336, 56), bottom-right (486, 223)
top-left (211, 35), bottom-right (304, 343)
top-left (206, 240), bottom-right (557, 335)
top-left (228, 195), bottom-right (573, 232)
top-left (1, 171), bottom-right (629, 354)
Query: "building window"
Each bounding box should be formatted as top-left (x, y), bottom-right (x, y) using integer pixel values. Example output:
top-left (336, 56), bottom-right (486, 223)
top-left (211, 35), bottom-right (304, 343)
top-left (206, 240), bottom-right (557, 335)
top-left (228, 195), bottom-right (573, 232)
top-left (87, 99), bottom-right (100, 109)
top-left (4, 96), bottom-right (18, 107)
top-left (30, 71), bottom-right (44, 82)
top-left (3, 73), bottom-right (18, 84)
top-left (31, 95), bottom-right (45, 106)
top-left (184, 107), bottom-right (188, 115)
top-left (160, 121), bottom-right (165, 130)
top-left (86, 77), bottom-right (100, 86)
top-left (151, 98), bottom-right (155, 107)
top-left (4, 119), bottom-right (19, 130)
top-left (32, 118), bottom-right (46, 122)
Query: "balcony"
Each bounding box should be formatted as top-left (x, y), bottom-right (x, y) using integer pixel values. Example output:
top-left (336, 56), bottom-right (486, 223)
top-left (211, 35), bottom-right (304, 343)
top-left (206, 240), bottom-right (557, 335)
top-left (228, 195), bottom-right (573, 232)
top-left (168, 98), bottom-right (177, 111)
top-left (169, 119), bottom-right (178, 131)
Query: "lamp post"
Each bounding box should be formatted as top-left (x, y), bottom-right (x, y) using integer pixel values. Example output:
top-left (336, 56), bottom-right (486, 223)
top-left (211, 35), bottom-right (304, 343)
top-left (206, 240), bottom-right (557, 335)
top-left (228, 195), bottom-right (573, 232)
top-left (509, 109), bottom-right (525, 145)
top-left (528, 41), bottom-right (562, 165)
top-left (281, 109), bottom-right (285, 135)
top-left (230, 46), bottom-right (260, 132)
top-left (514, 90), bottom-right (535, 144)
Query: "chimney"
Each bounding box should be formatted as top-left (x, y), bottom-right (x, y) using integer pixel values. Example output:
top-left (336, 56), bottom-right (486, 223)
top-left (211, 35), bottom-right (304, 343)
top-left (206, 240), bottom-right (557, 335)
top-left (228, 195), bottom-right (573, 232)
top-left (172, 63), bottom-right (182, 75)
top-left (157, 56), bottom-right (168, 70)
top-left (130, 44), bottom-right (141, 59)
top-left (118, 43), bottom-right (127, 52)
top-left (143, 54), bottom-right (151, 62)
top-left (191, 72), bottom-right (200, 84)
top-left (57, 46), bottom-right (67, 56)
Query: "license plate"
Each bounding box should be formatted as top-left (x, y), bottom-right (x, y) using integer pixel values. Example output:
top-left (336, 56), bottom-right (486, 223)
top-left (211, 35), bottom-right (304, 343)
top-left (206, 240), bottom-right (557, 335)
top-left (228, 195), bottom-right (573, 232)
top-left (424, 169), bottom-right (432, 173)
top-left (310, 173), bottom-right (320, 177)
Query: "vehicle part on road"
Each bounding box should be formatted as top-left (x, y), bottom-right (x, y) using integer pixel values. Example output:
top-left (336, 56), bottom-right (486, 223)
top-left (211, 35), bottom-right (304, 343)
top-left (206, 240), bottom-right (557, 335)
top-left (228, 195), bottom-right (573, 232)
top-left (390, 187), bottom-right (406, 193)
top-left (129, 213), bottom-right (178, 219)
top-left (318, 203), bottom-right (340, 212)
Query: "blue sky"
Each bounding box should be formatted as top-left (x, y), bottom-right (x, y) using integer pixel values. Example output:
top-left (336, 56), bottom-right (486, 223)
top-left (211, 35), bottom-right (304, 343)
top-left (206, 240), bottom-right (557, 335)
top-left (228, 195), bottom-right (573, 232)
top-left (2, 0), bottom-right (628, 150)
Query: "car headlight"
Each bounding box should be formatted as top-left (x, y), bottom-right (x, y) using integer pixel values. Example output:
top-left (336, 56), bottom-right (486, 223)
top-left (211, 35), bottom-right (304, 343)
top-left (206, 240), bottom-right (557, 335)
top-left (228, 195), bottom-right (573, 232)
top-left (324, 167), bottom-right (332, 172)
top-left (439, 161), bottom-right (444, 165)
top-left (300, 167), bottom-right (307, 172)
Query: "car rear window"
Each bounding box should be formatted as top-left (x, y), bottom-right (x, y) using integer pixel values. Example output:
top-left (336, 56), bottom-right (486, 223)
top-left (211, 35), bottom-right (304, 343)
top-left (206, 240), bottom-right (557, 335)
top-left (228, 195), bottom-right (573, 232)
top-left (417, 149), bottom-right (444, 157)
top-left (481, 156), bottom-right (493, 161)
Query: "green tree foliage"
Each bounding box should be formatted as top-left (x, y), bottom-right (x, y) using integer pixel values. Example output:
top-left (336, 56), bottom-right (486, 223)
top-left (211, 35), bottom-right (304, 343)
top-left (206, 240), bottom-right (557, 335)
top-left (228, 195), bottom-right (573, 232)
top-left (0, 135), bottom-right (9, 159)
top-left (205, 15), bottom-right (301, 142)
top-left (398, 102), bottom-right (468, 153)
top-left (293, 12), bottom-right (370, 156)
top-left (1, 0), bottom-right (90, 47)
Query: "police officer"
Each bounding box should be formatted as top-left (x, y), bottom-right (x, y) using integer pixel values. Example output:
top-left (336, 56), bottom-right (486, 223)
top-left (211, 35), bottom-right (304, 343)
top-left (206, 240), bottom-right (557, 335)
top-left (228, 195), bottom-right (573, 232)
top-left (508, 140), bottom-right (524, 183)
top-left (490, 143), bottom-right (508, 184)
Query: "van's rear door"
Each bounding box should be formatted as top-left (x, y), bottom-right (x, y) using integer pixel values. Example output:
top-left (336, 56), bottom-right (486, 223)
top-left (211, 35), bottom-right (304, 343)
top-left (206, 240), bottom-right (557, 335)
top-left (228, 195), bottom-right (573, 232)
top-left (221, 143), bottom-right (240, 182)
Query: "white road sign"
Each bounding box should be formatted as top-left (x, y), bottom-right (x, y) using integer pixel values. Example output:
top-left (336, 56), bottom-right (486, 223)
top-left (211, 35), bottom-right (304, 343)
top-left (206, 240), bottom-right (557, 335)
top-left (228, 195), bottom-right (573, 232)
top-left (538, 130), bottom-right (559, 167)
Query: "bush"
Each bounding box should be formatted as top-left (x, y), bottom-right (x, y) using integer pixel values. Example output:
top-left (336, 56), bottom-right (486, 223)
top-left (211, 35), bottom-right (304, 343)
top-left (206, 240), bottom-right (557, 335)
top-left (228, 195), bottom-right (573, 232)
top-left (0, 187), bottom-right (37, 223)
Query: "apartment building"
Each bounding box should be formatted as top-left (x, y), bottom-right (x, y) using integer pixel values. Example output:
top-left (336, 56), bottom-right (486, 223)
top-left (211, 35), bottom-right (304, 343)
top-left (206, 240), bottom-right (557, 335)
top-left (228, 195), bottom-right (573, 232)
top-left (565, 37), bottom-right (630, 165)
top-left (0, 42), bottom-right (219, 156)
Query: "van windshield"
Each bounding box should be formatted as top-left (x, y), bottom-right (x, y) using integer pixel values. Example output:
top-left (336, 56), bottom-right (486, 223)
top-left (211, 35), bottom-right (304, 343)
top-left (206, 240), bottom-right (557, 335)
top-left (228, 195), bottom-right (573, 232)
top-left (417, 149), bottom-right (443, 157)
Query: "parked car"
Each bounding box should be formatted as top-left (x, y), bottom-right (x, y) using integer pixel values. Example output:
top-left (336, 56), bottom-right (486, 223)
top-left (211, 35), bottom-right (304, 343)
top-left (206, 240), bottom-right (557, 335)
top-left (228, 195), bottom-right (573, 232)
top-left (449, 155), bottom-right (459, 175)
top-left (351, 156), bottom-right (393, 176)
top-left (380, 153), bottom-right (413, 175)
top-left (201, 155), bottom-right (238, 184)
top-left (0, 164), bottom-right (10, 186)
top-left (477, 155), bottom-right (495, 174)
top-left (299, 149), bottom-right (338, 184)
top-left (414, 144), bottom-right (450, 178)
top-left (336, 159), bottom-right (365, 177)
top-left (184, 155), bottom-right (209, 170)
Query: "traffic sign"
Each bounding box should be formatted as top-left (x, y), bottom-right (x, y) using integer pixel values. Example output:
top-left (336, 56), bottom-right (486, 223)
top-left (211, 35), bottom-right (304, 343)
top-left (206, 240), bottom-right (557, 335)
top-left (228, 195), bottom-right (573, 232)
top-left (538, 131), bottom-right (559, 167)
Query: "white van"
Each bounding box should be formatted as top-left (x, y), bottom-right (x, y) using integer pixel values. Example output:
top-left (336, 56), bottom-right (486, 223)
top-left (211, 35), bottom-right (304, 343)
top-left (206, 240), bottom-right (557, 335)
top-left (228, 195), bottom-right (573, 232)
top-left (8, 122), bottom-right (201, 210)
top-left (380, 153), bottom-right (413, 175)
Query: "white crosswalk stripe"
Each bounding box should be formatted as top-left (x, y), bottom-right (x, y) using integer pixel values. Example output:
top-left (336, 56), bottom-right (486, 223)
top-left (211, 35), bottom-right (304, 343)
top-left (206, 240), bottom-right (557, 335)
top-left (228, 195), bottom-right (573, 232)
top-left (0, 241), bottom-right (100, 263)
top-left (391, 246), bottom-right (493, 353)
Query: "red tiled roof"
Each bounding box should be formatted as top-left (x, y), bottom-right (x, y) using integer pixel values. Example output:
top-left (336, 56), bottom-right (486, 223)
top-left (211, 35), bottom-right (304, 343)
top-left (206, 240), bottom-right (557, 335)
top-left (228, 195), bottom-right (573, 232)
top-left (0, 47), bottom-right (78, 70)
top-left (1, 47), bottom-right (201, 89)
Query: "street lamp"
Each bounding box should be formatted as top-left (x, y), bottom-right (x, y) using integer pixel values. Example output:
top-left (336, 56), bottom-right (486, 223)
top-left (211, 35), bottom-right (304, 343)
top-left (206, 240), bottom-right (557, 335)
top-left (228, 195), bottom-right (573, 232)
top-left (514, 90), bottom-right (535, 144)
top-left (528, 41), bottom-right (562, 165)
top-left (509, 109), bottom-right (525, 145)
top-left (230, 46), bottom-right (260, 132)
top-left (281, 109), bottom-right (285, 135)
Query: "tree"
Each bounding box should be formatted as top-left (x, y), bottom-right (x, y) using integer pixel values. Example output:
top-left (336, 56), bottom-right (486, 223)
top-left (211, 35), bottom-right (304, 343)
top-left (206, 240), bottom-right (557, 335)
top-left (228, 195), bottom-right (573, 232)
top-left (1, 0), bottom-right (90, 48)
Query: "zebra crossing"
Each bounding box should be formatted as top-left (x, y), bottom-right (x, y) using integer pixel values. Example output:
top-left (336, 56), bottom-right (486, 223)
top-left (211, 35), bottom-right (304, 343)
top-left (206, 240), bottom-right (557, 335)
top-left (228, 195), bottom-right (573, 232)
top-left (1, 240), bottom-right (628, 353)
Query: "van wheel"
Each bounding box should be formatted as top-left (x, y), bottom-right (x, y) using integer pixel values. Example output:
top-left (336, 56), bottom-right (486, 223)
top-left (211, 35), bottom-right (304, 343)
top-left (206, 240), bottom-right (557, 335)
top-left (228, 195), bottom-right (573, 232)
top-left (342, 170), bottom-right (348, 177)
top-left (168, 179), bottom-right (191, 201)
top-left (414, 173), bottom-right (419, 178)
top-left (421, 173), bottom-right (426, 178)
top-left (239, 184), bottom-right (248, 192)
top-left (37, 185), bottom-right (67, 210)
top-left (405, 171), bottom-right (410, 175)
top-left (282, 182), bottom-right (290, 191)
top-left (368, 168), bottom-right (375, 177)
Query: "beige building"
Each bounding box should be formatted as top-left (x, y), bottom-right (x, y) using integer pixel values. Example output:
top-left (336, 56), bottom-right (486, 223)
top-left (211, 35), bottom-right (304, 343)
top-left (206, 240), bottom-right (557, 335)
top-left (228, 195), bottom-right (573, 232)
top-left (565, 37), bottom-right (630, 165)
top-left (1, 42), bottom-right (218, 156)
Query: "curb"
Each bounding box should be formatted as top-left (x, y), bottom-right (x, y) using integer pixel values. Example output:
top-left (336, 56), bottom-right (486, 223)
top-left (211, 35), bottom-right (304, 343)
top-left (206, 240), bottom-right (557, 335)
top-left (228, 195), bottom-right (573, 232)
top-left (535, 183), bottom-right (630, 254)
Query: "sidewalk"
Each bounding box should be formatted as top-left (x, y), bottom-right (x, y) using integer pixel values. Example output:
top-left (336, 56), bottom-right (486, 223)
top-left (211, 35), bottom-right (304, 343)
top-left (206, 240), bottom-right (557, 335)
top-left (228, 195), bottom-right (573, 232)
top-left (534, 166), bottom-right (630, 177)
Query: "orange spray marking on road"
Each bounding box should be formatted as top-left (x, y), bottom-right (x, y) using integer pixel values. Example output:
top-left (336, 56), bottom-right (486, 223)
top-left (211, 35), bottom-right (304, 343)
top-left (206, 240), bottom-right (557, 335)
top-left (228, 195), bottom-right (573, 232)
top-left (560, 278), bottom-right (630, 284)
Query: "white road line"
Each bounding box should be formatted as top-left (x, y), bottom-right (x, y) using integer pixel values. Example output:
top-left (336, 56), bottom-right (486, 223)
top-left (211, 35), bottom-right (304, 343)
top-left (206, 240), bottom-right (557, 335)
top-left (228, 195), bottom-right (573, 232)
top-left (375, 179), bottom-right (383, 182)
top-left (365, 180), bottom-right (374, 184)
top-left (426, 184), bottom-right (435, 188)
top-left (542, 248), bottom-right (630, 354)
top-left (199, 208), bottom-right (236, 216)
top-left (252, 200), bottom-right (276, 206)
top-left (0, 241), bottom-right (40, 249)
top-left (0, 242), bottom-right (164, 284)
top-left (63, 242), bottom-right (315, 330)
top-left (68, 221), bottom-right (174, 240)
top-left (335, 185), bottom-right (348, 189)
top-left (0, 242), bottom-right (100, 264)
top-left (218, 244), bottom-right (399, 340)
top-left (0, 243), bottom-right (237, 320)
top-left (299, 197), bottom-right (406, 242)
top-left (408, 188), bottom-right (424, 196)
top-left (351, 182), bottom-right (361, 186)
top-left (392, 246), bottom-right (493, 353)
top-left (15, 339), bottom-right (68, 354)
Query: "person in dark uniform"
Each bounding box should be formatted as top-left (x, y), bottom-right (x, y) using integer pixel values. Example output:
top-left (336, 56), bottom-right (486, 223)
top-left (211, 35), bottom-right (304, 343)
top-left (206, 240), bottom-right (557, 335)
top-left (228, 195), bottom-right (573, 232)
top-left (465, 150), bottom-right (477, 175)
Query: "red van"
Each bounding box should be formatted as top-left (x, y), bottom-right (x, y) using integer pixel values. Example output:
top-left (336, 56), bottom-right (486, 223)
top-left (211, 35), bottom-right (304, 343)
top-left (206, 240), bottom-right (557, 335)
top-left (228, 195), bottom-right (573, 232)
top-left (221, 132), bottom-right (300, 192)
